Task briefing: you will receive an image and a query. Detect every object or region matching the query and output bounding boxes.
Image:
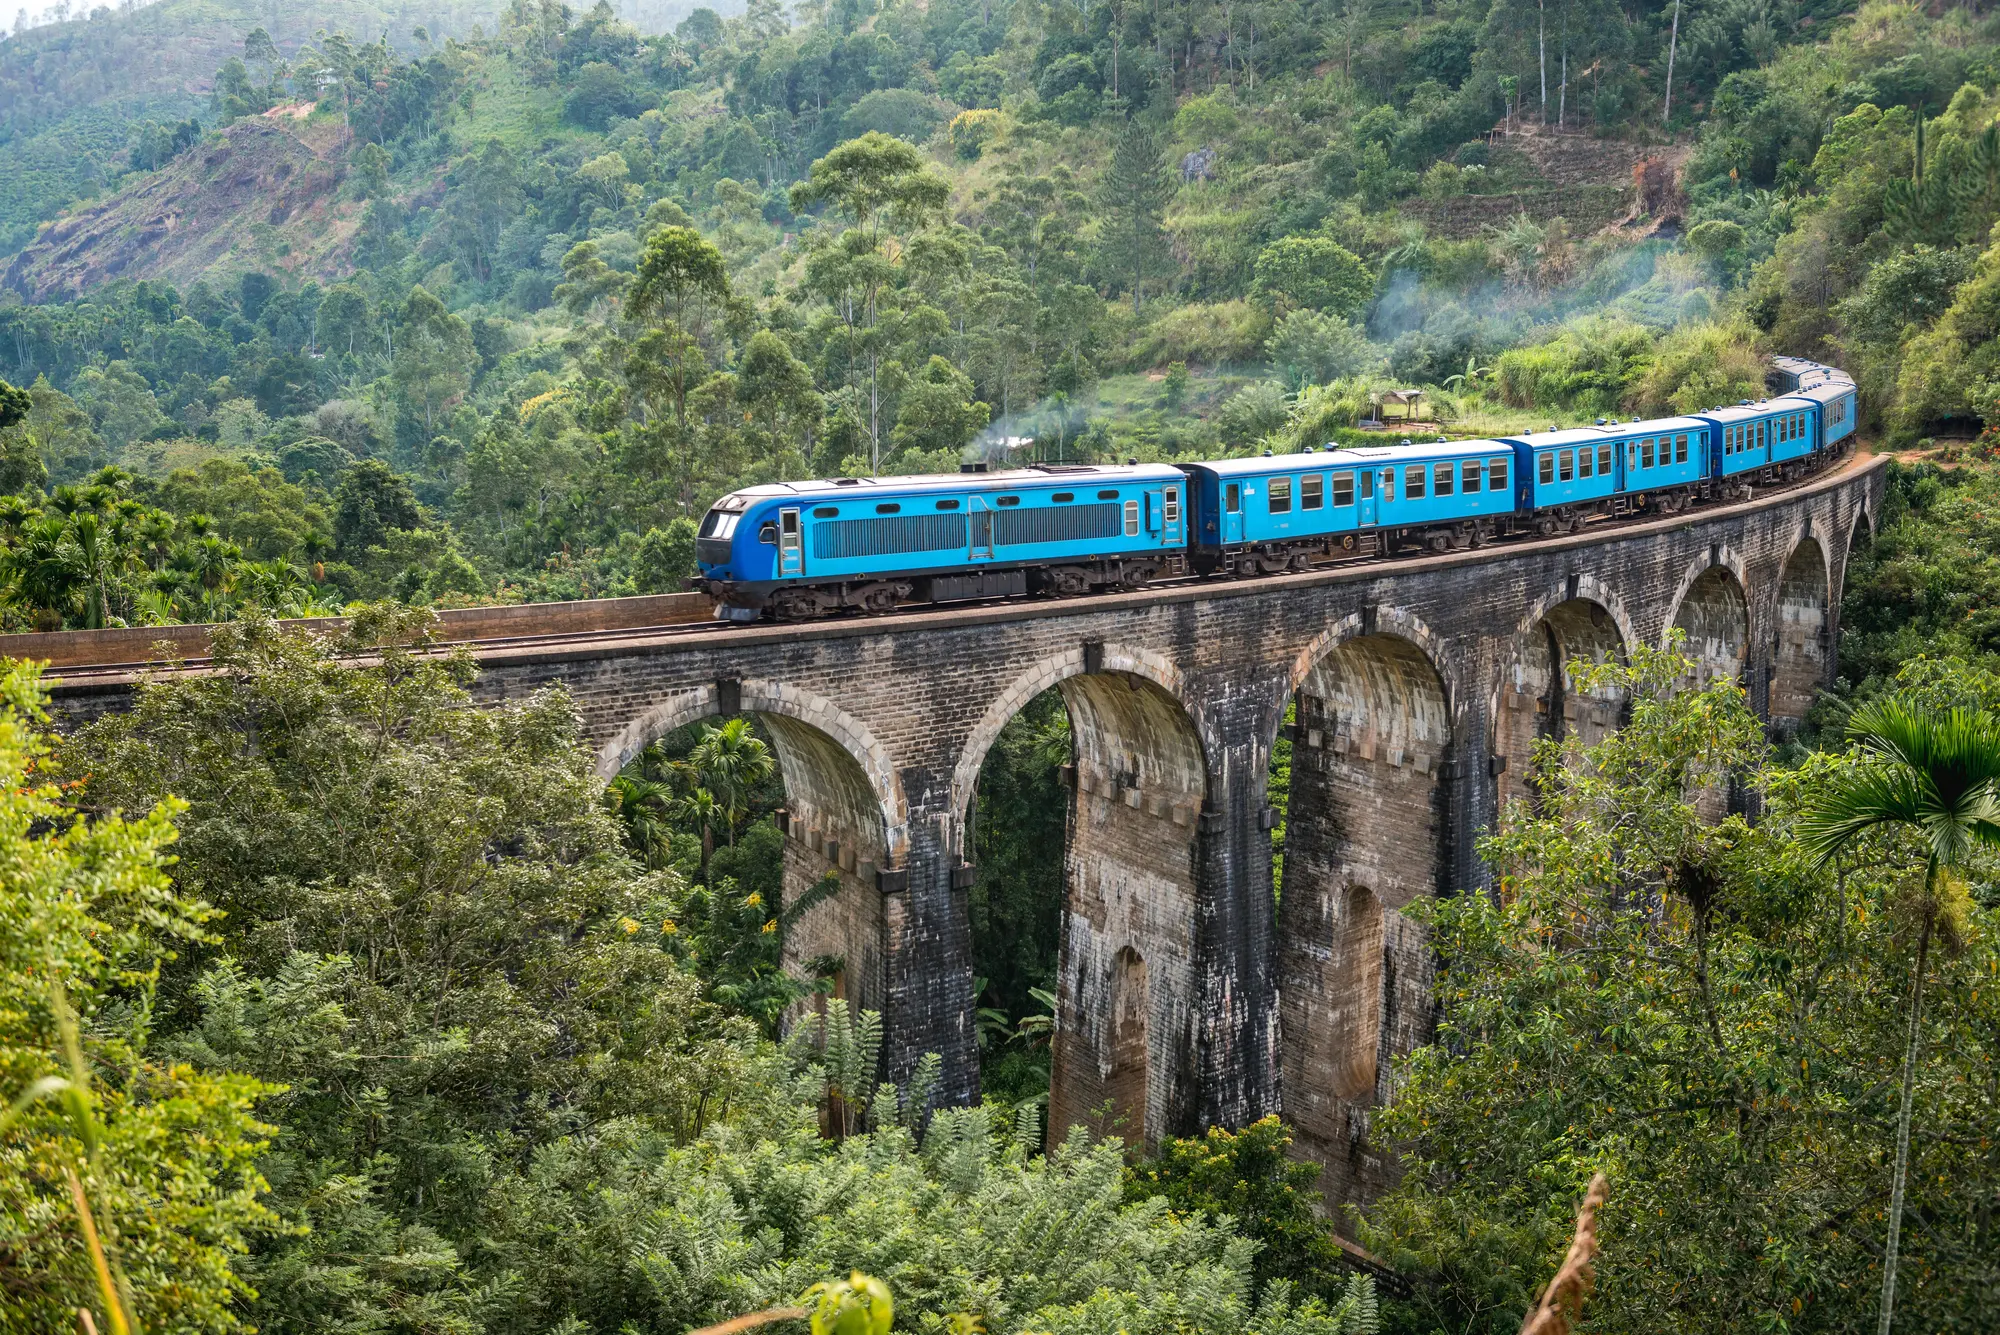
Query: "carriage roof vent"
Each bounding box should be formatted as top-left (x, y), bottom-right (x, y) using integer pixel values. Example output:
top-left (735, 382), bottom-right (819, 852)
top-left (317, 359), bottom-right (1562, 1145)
top-left (833, 477), bottom-right (866, 485)
top-left (959, 462), bottom-right (988, 473)
top-left (1303, 445), bottom-right (1315, 453)
top-left (1595, 418), bottom-right (1607, 425)
top-left (1262, 449), bottom-right (1273, 456)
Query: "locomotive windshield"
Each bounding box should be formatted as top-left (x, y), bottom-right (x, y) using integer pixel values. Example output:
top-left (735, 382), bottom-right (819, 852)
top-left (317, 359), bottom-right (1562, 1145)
top-left (699, 508), bottom-right (743, 540)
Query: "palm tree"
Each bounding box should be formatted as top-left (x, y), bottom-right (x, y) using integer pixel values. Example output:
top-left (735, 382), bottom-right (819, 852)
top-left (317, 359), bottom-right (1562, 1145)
top-left (1799, 698), bottom-right (2000, 1335)
top-left (607, 773), bottom-right (677, 868)
top-left (676, 785), bottom-right (726, 879)
top-left (686, 718), bottom-right (776, 847)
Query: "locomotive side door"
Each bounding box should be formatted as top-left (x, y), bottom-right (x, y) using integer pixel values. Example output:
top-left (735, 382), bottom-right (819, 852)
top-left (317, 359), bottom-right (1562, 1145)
top-left (1157, 483), bottom-right (1184, 546)
top-left (777, 508), bottom-right (803, 577)
top-left (969, 497), bottom-right (994, 560)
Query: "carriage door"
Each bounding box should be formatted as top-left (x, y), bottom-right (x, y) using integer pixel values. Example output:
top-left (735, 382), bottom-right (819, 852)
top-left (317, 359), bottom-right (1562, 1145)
top-left (778, 508), bottom-right (804, 576)
top-left (1149, 485), bottom-right (1184, 546)
top-left (969, 497), bottom-right (994, 560)
top-left (1357, 468), bottom-right (1378, 527)
top-left (1223, 482), bottom-right (1244, 544)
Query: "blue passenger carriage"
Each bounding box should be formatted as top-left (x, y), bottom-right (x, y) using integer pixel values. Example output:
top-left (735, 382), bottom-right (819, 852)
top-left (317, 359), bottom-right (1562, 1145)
top-left (1180, 438), bottom-right (1516, 569)
top-left (1502, 416), bottom-right (1707, 532)
top-left (695, 462), bottom-right (1189, 619)
top-left (1695, 396), bottom-right (1822, 493)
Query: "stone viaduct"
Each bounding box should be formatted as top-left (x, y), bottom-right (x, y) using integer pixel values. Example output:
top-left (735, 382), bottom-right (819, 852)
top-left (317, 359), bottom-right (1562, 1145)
top-left (44, 455), bottom-right (1885, 1213)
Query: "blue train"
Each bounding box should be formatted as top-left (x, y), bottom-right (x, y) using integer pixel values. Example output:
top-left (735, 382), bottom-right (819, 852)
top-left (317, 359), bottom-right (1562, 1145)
top-left (695, 357), bottom-right (1857, 620)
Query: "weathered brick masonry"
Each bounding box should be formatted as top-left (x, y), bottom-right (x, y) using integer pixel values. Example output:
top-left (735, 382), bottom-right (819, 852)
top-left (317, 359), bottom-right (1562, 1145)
top-left (44, 456), bottom-right (1884, 1210)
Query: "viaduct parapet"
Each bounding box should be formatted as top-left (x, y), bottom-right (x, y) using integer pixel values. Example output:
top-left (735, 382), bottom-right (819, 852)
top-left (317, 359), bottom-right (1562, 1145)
top-left (44, 455), bottom-right (1885, 1212)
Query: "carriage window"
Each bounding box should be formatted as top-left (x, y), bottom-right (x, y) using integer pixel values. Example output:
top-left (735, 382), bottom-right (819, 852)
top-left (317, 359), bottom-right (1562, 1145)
top-left (1434, 462), bottom-right (1454, 496)
top-left (1559, 449), bottom-right (1575, 481)
top-left (1595, 444), bottom-right (1609, 475)
top-left (1578, 447), bottom-right (1594, 478)
top-left (1164, 487), bottom-right (1181, 523)
top-left (935, 499), bottom-right (960, 510)
top-left (1332, 472), bottom-right (1355, 505)
top-left (1360, 471), bottom-right (1374, 500)
top-left (1268, 476), bottom-right (1293, 513)
top-left (1538, 452), bottom-right (1554, 485)
top-left (1641, 438), bottom-right (1655, 469)
top-left (1676, 433), bottom-right (1688, 463)
top-left (1124, 499), bottom-right (1140, 536)
top-left (1301, 474), bottom-right (1324, 510)
top-left (1405, 465), bottom-right (1426, 498)
top-left (1382, 469), bottom-right (1396, 502)
top-left (1462, 460), bottom-right (1482, 492)
top-left (1225, 482), bottom-right (1241, 512)
top-left (1488, 458), bottom-right (1509, 491)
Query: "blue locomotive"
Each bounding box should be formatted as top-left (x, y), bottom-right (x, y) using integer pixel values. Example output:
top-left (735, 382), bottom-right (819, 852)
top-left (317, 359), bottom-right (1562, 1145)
top-left (695, 357), bottom-right (1857, 620)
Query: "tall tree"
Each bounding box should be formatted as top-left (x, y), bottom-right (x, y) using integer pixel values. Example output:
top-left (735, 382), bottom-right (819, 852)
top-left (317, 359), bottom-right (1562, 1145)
top-left (1800, 700), bottom-right (2000, 1335)
top-left (1097, 120), bottom-right (1173, 313)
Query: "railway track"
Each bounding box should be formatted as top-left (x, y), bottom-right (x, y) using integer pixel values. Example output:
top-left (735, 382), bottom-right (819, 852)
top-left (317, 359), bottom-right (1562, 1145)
top-left (41, 448), bottom-right (1881, 688)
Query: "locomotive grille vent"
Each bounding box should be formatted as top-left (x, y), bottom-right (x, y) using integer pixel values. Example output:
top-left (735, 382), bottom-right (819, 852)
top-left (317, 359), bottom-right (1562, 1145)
top-left (813, 512), bottom-right (967, 560)
top-left (994, 501), bottom-right (1120, 546)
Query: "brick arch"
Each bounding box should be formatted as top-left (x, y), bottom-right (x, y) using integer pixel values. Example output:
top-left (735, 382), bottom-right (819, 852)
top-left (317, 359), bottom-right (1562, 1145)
top-left (1276, 619), bottom-right (1455, 1214)
top-left (595, 678), bottom-right (908, 860)
top-left (948, 641), bottom-right (1193, 839)
top-left (1492, 587), bottom-right (1631, 813)
top-left (1663, 542), bottom-right (1750, 646)
top-left (1849, 501), bottom-right (1875, 549)
top-left (1771, 534), bottom-right (1831, 730)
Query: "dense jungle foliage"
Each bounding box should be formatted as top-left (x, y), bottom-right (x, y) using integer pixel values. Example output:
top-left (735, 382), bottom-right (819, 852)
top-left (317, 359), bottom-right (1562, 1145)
top-left (8, 0), bottom-right (2000, 1331)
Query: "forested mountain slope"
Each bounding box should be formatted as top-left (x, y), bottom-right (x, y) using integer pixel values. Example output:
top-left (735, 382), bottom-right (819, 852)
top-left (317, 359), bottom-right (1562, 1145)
top-left (0, 0), bottom-right (1995, 629)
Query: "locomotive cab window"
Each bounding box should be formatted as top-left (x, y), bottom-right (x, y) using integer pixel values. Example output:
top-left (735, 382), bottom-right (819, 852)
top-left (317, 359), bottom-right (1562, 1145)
top-left (1165, 487), bottom-right (1181, 522)
top-left (1332, 472), bottom-right (1355, 505)
top-left (1462, 460), bottom-right (1482, 492)
top-left (1405, 465), bottom-right (1426, 498)
top-left (759, 521), bottom-right (778, 544)
top-left (1268, 476), bottom-right (1293, 513)
top-left (1301, 474), bottom-right (1324, 510)
top-left (1538, 452), bottom-right (1555, 485)
top-left (1123, 499), bottom-right (1140, 536)
top-left (699, 509), bottom-right (742, 539)
top-left (1434, 462), bottom-right (1454, 496)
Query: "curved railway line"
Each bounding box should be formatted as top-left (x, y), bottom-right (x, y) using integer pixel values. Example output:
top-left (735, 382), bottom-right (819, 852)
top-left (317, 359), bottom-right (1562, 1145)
top-left (41, 446), bottom-right (1884, 690)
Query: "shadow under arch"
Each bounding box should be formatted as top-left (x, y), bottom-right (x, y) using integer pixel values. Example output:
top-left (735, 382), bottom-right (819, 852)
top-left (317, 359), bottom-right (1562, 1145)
top-left (1276, 623), bottom-right (1454, 1213)
top-left (1665, 551), bottom-right (1752, 688)
top-left (950, 645), bottom-right (1209, 1152)
top-left (1772, 535), bottom-right (1831, 733)
top-left (1493, 585), bottom-right (1631, 814)
top-left (596, 680), bottom-right (908, 1019)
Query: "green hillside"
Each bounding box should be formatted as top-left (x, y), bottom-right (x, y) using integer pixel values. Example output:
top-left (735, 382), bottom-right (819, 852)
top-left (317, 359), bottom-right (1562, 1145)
top-left (0, 0), bottom-right (1995, 615)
